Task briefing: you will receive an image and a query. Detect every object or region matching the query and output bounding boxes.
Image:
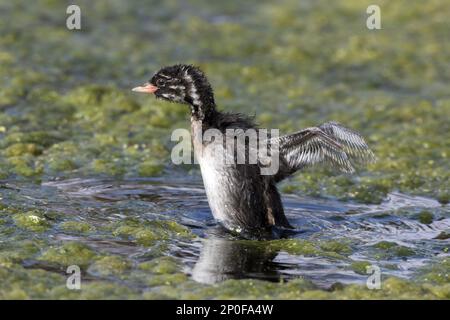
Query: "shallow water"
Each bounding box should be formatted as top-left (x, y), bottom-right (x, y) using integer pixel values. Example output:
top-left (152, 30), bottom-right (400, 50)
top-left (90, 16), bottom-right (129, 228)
top-left (2, 177), bottom-right (447, 291)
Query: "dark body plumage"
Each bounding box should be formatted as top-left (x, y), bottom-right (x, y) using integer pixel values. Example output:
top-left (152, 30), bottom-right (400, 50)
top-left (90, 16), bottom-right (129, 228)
top-left (133, 64), bottom-right (375, 238)
top-left (198, 111), bottom-right (292, 233)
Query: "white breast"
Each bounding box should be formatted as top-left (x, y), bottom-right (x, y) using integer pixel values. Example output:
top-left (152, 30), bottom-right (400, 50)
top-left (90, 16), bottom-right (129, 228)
top-left (191, 120), bottom-right (239, 225)
top-left (196, 143), bottom-right (234, 224)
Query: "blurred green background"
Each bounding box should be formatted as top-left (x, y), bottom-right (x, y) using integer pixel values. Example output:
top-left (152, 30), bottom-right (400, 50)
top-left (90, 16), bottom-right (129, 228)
top-left (0, 0), bottom-right (449, 299)
top-left (0, 0), bottom-right (449, 202)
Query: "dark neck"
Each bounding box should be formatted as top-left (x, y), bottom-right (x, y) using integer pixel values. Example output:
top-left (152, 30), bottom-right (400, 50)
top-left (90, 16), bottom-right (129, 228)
top-left (188, 98), bottom-right (217, 124)
top-left (183, 69), bottom-right (218, 125)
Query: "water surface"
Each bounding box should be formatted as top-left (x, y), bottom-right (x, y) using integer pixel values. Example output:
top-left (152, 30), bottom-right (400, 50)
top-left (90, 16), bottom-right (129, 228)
top-left (2, 177), bottom-right (447, 294)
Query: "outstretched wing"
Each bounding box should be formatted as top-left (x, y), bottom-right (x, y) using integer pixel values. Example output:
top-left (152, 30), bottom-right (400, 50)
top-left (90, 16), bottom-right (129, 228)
top-left (268, 122), bottom-right (375, 182)
top-left (319, 121), bottom-right (376, 164)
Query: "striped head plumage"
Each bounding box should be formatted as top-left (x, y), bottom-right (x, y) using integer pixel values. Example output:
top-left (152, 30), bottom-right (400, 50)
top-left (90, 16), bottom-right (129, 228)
top-left (132, 64), bottom-right (216, 120)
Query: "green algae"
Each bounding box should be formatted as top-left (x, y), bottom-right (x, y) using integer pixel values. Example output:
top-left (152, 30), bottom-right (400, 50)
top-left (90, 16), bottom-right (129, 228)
top-left (437, 193), bottom-right (450, 205)
top-left (88, 256), bottom-right (132, 277)
top-left (417, 258), bottom-right (450, 285)
top-left (0, 0), bottom-right (449, 300)
top-left (0, 265), bottom-right (67, 299)
top-left (244, 238), bottom-right (353, 261)
top-left (146, 273), bottom-right (189, 287)
top-left (351, 261), bottom-right (372, 275)
top-left (0, 264), bottom-right (141, 299)
top-left (4, 143), bottom-right (44, 157)
top-left (39, 242), bottom-right (99, 269)
top-left (13, 210), bottom-right (51, 232)
top-left (138, 161), bottom-right (164, 177)
top-left (0, 240), bottom-right (43, 267)
top-left (319, 240), bottom-right (352, 255)
top-left (0, 0), bottom-right (448, 202)
top-left (1, 262), bottom-right (449, 299)
top-left (372, 241), bottom-right (416, 259)
top-left (146, 276), bottom-right (449, 300)
top-left (139, 256), bottom-right (181, 275)
top-left (110, 218), bottom-right (195, 246)
top-left (374, 241), bottom-right (397, 250)
top-left (414, 210), bottom-right (434, 225)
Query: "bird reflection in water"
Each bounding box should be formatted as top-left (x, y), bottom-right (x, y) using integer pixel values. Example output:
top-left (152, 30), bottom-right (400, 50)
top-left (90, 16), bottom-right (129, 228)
top-left (191, 228), bottom-right (284, 284)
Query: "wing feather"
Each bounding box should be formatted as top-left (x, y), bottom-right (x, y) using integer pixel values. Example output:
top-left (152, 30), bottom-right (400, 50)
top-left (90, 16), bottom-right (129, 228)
top-left (319, 121), bottom-right (376, 163)
top-left (267, 123), bottom-right (375, 182)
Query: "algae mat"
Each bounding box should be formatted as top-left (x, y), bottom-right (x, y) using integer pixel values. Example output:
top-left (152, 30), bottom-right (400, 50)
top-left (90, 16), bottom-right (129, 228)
top-left (0, 0), bottom-right (448, 299)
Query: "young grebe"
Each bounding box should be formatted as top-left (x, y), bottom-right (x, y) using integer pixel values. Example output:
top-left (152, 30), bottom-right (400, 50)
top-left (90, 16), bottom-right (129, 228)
top-left (133, 64), bottom-right (375, 237)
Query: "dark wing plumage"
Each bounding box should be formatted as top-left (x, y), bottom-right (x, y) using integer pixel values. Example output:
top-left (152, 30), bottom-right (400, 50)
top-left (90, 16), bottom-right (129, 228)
top-left (268, 122), bottom-right (375, 182)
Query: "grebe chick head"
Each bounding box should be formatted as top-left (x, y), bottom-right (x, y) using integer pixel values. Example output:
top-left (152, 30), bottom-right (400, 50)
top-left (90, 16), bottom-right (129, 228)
top-left (132, 64), bottom-right (216, 120)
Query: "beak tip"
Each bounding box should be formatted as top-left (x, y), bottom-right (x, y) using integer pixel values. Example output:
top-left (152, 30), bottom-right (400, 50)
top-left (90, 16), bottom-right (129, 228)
top-left (131, 84), bottom-right (158, 94)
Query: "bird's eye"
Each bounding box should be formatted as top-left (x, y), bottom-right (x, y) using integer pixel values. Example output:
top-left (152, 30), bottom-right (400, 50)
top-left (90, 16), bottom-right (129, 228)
top-left (156, 78), bottom-right (165, 86)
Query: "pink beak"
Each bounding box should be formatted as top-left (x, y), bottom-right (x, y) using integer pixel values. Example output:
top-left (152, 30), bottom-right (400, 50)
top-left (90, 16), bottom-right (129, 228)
top-left (131, 83), bottom-right (158, 94)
